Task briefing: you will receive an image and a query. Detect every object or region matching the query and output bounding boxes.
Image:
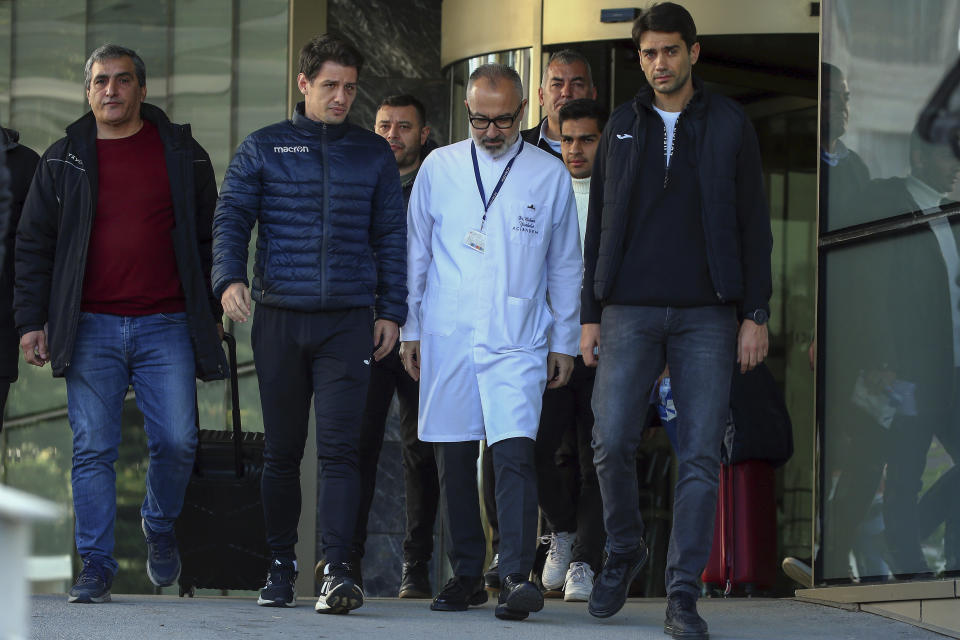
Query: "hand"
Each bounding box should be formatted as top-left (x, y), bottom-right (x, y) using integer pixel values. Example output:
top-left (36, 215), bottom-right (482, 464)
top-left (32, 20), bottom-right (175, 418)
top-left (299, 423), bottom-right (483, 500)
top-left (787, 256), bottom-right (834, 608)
top-left (737, 319), bottom-right (769, 373)
top-left (21, 329), bottom-right (49, 367)
top-left (580, 323), bottom-right (600, 367)
top-left (400, 340), bottom-right (421, 381)
top-left (546, 352), bottom-right (574, 389)
top-left (373, 319), bottom-right (399, 361)
top-left (221, 282), bottom-right (251, 323)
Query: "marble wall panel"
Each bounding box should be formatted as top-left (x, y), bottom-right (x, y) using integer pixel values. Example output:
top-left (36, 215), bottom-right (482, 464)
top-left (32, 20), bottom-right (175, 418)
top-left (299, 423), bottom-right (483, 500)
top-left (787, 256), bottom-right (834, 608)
top-left (316, 0), bottom-right (447, 598)
top-left (329, 0), bottom-right (449, 145)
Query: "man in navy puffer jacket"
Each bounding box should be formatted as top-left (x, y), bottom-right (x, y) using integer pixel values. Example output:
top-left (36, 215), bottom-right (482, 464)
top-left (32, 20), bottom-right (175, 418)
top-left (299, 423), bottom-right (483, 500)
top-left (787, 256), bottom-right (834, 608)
top-left (212, 34), bottom-right (407, 614)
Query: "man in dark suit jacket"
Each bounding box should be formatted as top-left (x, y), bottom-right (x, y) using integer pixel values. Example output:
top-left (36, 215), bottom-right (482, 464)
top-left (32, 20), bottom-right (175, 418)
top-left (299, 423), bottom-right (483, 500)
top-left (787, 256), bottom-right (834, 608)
top-left (520, 49), bottom-right (597, 160)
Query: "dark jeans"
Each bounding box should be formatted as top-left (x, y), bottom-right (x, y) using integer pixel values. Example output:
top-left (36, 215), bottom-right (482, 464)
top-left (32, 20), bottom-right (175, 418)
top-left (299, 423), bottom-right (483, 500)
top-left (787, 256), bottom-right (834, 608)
top-left (354, 346), bottom-right (439, 564)
top-left (592, 304), bottom-right (737, 597)
top-left (437, 438), bottom-right (538, 578)
top-left (253, 305), bottom-right (372, 565)
top-left (535, 356), bottom-right (604, 570)
top-left (482, 442), bottom-right (499, 555)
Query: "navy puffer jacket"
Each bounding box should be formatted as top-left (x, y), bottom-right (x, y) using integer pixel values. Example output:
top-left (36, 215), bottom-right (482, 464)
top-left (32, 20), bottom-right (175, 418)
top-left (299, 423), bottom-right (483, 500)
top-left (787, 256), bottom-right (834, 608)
top-left (212, 102), bottom-right (407, 324)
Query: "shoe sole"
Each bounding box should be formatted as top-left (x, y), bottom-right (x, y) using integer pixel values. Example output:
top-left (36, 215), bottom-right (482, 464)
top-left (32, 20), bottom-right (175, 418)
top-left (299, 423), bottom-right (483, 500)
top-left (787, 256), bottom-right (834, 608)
top-left (142, 520), bottom-right (181, 587)
top-left (67, 592), bottom-right (111, 604)
top-left (587, 546), bottom-right (649, 619)
top-left (430, 590), bottom-right (488, 611)
top-left (664, 622), bottom-right (709, 640)
top-left (563, 590), bottom-right (590, 602)
top-left (398, 589), bottom-right (432, 599)
top-left (315, 583), bottom-right (364, 615)
top-left (495, 604), bottom-right (529, 621)
top-left (257, 596), bottom-right (296, 607)
top-left (543, 588), bottom-right (563, 599)
top-left (504, 585), bottom-right (544, 613)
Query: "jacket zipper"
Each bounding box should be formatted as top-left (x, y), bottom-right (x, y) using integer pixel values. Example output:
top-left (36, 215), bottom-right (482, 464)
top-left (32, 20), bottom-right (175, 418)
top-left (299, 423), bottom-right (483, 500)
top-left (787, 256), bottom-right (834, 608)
top-left (663, 111), bottom-right (682, 189)
top-left (320, 122), bottom-right (329, 308)
top-left (64, 145), bottom-right (95, 368)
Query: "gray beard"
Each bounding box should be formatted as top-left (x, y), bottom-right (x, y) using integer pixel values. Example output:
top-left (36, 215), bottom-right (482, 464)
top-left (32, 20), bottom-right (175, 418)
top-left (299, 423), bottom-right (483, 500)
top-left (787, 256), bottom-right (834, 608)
top-left (476, 131), bottom-right (519, 159)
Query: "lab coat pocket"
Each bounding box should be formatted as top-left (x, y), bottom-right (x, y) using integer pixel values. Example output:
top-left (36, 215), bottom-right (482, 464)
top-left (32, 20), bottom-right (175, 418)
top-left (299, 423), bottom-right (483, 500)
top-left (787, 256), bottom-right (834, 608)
top-left (499, 296), bottom-right (541, 348)
top-left (422, 285), bottom-right (458, 336)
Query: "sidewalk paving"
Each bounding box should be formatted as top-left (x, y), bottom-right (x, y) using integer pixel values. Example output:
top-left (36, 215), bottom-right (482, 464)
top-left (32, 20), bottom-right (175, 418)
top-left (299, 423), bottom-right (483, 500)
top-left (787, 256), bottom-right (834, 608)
top-left (30, 594), bottom-right (946, 639)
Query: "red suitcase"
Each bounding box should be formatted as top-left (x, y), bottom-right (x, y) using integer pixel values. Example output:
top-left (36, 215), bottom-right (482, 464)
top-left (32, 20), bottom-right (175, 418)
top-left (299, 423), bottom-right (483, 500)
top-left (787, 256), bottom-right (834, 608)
top-left (701, 460), bottom-right (777, 594)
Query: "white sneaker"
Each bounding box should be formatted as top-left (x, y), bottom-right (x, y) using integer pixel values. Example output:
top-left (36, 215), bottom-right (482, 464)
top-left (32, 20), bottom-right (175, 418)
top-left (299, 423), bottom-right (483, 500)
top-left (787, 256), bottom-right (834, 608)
top-left (563, 561), bottom-right (595, 602)
top-left (782, 557), bottom-right (813, 588)
top-left (540, 531), bottom-right (575, 591)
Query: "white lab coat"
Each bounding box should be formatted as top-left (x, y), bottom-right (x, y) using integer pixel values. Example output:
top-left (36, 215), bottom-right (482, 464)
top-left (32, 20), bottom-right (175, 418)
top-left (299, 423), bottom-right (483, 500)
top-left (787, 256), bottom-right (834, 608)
top-left (402, 136), bottom-right (582, 445)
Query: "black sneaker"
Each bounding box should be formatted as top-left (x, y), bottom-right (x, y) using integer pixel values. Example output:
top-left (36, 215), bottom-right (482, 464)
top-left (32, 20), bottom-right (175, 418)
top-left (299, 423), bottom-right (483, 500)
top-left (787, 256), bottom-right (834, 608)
top-left (494, 573), bottom-right (544, 621)
top-left (430, 575), bottom-right (488, 611)
top-left (483, 554), bottom-right (500, 590)
top-left (257, 558), bottom-right (298, 607)
top-left (315, 562), bottom-right (364, 614)
top-left (67, 558), bottom-right (113, 604)
top-left (398, 560), bottom-right (432, 598)
top-left (587, 539), bottom-right (649, 619)
top-left (315, 553), bottom-right (364, 590)
top-left (141, 519), bottom-right (181, 587)
top-left (664, 591), bottom-right (709, 639)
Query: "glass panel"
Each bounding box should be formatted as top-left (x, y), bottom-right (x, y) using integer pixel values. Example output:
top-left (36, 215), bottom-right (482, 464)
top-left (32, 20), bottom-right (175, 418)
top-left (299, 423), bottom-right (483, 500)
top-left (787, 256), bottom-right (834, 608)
top-left (446, 48), bottom-right (531, 145)
top-left (9, 1), bottom-right (86, 148)
top-left (821, 0), bottom-right (960, 232)
top-left (170, 0), bottom-right (232, 181)
top-left (237, 370), bottom-right (263, 433)
top-left (822, 223), bottom-right (960, 581)
top-left (1, 0), bottom-right (288, 593)
top-left (820, 0), bottom-right (960, 584)
top-left (3, 417), bottom-right (74, 558)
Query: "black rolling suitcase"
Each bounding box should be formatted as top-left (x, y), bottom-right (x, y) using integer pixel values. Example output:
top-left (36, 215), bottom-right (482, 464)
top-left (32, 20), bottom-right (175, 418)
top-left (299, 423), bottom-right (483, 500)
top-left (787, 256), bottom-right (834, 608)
top-left (175, 332), bottom-right (269, 596)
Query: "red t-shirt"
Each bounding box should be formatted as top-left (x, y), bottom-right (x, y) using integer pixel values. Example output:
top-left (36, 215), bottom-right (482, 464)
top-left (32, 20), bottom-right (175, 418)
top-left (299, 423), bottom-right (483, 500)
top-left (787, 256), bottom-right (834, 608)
top-left (81, 120), bottom-right (186, 315)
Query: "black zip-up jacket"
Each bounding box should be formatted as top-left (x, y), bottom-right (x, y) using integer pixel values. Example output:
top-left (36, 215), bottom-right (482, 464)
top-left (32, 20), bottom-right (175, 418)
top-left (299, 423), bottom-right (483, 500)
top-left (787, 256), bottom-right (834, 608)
top-left (0, 127), bottom-right (40, 382)
top-left (14, 103), bottom-right (227, 380)
top-left (581, 76), bottom-right (772, 323)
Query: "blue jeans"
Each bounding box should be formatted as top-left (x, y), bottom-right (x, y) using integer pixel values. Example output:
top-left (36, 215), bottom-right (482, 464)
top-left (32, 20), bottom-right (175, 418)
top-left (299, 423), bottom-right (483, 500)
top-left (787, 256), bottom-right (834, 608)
top-left (65, 312), bottom-right (197, 575)
top-left (592, 305), bottom-right (737, 597)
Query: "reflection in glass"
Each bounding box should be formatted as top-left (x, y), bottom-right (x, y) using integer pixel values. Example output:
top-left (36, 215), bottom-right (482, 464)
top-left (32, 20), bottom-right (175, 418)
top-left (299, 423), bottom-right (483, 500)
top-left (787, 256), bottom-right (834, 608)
top-left (446, 49), bottom-right (531, 144)
top-left (0, 0), bottom-right (288, 594)
top-left (821, 0), bottom-right (960, 584)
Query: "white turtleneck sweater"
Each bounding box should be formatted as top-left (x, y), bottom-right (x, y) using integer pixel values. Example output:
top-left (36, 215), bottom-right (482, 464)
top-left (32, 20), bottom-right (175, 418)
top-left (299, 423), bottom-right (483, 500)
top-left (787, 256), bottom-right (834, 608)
top-left (571, 176), bottom-right (591, 256)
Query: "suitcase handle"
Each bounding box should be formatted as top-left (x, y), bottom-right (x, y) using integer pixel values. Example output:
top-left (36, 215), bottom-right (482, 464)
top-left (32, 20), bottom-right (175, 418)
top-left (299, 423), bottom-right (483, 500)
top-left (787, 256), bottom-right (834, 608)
top-left (221, 331), bottom-right (245, 478)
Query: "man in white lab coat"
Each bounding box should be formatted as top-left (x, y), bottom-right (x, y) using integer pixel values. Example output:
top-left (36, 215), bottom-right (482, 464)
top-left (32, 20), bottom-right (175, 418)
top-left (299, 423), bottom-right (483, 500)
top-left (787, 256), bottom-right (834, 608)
top-left (400, 63), bottom-right (582, 621)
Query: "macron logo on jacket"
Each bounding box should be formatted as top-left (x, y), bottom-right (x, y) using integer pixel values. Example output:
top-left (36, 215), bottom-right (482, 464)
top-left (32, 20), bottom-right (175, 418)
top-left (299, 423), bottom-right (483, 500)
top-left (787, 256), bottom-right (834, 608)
top-left (273, 145), bottom-right (310, 153)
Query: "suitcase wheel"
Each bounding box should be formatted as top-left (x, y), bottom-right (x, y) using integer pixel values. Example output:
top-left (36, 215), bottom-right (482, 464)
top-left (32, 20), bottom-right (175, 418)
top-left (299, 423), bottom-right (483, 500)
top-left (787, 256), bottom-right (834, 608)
top-left (179, 584), bottom-right (196, 598)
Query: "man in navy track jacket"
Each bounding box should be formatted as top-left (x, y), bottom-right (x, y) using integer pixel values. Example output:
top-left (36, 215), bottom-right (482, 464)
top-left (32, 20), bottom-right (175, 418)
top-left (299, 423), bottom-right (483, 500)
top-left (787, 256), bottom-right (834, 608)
top-left (212, 34), bottom-right (407, 615)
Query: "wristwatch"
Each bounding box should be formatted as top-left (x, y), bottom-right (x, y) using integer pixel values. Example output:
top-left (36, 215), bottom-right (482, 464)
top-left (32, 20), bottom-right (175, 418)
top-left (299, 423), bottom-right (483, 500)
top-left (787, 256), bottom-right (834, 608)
top-left (745, 309), bottom-right (769, 325)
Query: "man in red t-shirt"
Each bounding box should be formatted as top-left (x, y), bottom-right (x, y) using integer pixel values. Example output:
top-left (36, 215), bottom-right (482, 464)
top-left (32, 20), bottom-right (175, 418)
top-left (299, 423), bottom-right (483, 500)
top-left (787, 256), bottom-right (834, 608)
top-left (15, 44), bottom-right (225, 604)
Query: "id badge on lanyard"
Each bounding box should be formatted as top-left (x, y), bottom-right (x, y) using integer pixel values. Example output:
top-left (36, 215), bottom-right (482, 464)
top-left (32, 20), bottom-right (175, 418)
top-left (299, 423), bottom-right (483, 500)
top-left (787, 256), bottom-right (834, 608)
top-left (462, 140), bottom-right (523, 254)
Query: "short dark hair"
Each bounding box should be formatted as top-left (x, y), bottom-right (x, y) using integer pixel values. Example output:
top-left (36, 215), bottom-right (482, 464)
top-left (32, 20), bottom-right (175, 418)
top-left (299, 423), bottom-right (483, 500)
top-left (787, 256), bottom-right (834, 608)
top-left (543, 49), bottom-right (594, 88)
top-left (558, 99), bottom-right (608, 133)
top-left (84, 44), bottom-right (146, 90)
top-left (632, 2), bottom-right (698, 51)
top-left (378, 94), bottom-right (427, 128)
top-left (298, 34), bottom-right (364, 82)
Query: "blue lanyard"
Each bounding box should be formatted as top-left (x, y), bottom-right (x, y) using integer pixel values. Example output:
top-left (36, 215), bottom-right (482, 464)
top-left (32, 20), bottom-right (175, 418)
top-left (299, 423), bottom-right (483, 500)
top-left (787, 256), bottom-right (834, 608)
top-left (471, 139), bottom-right (524, 230)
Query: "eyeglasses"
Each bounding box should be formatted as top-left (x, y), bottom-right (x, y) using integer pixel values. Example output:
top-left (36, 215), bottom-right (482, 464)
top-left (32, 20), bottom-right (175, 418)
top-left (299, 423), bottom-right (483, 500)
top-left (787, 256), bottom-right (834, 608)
top-left (467, 102), bottom-right (524, 130)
